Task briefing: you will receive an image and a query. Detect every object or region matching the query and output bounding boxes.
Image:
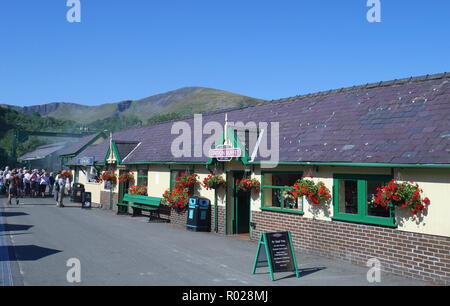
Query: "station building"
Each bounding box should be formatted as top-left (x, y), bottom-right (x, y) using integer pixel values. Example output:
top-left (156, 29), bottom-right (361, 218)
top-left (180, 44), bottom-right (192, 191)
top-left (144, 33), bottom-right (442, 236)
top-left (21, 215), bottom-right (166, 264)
top-left (63, 73), bottom-right (450, 284)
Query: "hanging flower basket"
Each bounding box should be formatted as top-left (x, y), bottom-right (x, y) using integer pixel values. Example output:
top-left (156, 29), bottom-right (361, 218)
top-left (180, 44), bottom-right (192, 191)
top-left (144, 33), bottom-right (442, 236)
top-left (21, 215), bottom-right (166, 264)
top-left (236, 177), bottom-right (261, 195)
top-left (100, 171), bottom-right (117, 184)
top-left (288, 176), bottom-right (331, 205)
top-left (61, 170), bottom-right (72, 178)
top-left (203, 174), bottom-right (226, 190)
top-left (371, 180), bottom-right (430, 215)
top-left (119, 171), bottom-right (135, 184)
top-left (176, 173), bottom-right (199, 187)
top-left (128, 185), bottom-right (147, 196)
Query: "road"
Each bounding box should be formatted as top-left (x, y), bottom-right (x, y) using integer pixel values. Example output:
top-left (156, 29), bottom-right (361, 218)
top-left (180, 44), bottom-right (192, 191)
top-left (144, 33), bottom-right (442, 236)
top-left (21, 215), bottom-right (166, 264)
top-left (0, 196), bottom-right (429, 286)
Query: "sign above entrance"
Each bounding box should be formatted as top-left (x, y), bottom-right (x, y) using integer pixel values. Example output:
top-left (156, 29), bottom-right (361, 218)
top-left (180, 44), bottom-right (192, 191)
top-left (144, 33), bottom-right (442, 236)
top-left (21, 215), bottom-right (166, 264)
top-left (76, 156), bottom-right (94, 166)
top-left (208, 145), bottom-right (242, 162)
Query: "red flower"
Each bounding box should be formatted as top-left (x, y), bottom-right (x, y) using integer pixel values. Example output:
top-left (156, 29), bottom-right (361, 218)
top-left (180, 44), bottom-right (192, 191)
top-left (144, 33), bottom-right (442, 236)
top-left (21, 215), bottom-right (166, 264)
top-left (370, 180), bottom-right (429, 215)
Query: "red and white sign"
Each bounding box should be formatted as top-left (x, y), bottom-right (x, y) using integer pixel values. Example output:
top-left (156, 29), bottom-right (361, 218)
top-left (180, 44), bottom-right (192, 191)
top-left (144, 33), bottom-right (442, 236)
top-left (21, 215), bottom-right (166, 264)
top-left (208, 145), bottom-right (242, 161)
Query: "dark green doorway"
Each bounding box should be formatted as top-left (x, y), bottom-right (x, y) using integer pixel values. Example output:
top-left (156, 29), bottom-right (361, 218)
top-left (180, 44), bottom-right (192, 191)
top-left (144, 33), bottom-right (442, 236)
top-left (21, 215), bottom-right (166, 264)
top-left (118, 170), bottom-right (131, 203)
top-left (232, 171), bottom-right (251, 235)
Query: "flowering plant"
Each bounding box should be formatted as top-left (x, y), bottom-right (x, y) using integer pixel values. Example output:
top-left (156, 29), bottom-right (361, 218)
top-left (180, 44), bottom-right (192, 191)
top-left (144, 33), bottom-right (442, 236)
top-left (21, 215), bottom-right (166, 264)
top-left (203, 174), bottom-right (226, 190)
top-left (236, 177), bottom-right (260, 194)
top-left (162, 184), bottom-right (190, 210)
top-left (119, 171), bottom-right (134, 183)
top-left (100, 171), bottom-right (117, 184)
top-left (61, 170), bottom-right (72, 178)
top-left (371, 180), bottom-right (430, 215)
top-left (128, 185), bottom-right (147, 196)
top-left (287, 176), bottom-right (331, 205)
top-left (176, 173), bottom-right (199, 188)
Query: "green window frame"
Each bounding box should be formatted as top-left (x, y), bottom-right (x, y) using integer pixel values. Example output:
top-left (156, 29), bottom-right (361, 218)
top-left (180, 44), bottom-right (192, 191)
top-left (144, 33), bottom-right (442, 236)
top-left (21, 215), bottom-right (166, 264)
top-left (260, 171), bottom-right (304, 215)
top-left (136, 169), bottom-right (148, 187)
top-left (170, 169), bottom-right (190, 191)
top-left (332, 173), bottom-right (396, 227)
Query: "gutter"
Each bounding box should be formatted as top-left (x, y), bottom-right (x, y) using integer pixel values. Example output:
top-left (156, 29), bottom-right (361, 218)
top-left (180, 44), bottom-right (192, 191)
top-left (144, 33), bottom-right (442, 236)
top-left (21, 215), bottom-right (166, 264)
top-left (253, 161), bottom-right (450, 169)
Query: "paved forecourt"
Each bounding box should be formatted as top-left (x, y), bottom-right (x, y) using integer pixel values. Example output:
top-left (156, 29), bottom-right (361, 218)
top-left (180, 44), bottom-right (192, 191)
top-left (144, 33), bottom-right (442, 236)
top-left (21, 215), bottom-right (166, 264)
top-left (0, 196), bottom-right (429, 286)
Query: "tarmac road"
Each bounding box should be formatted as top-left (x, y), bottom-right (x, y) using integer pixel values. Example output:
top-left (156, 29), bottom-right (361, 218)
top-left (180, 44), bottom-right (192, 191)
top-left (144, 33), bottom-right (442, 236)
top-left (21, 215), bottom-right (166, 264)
top-left (0, 196), bottom-right (429, 286)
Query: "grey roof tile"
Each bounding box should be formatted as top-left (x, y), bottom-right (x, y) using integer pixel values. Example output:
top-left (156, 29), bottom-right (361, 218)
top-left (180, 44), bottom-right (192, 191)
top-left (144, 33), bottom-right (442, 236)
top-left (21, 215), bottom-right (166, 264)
top-left (68, 73), bottom-right (450, 166)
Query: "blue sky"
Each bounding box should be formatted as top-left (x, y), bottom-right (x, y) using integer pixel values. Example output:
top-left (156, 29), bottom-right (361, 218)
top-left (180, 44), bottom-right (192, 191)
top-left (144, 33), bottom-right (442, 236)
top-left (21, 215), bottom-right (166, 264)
top-left (0, 0), bottom-right (449, 106)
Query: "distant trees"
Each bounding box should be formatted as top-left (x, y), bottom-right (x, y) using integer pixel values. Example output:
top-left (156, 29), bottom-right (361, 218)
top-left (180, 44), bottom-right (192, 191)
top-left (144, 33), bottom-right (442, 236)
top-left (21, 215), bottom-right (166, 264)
top-left (0, 107), bottom-right (80, 166)
top-left (0, 106), bottom-right (192, 168)
top-left (87, 115), bottom-right (143, 132)
top-left (146, 112), bottom-right (184, 125)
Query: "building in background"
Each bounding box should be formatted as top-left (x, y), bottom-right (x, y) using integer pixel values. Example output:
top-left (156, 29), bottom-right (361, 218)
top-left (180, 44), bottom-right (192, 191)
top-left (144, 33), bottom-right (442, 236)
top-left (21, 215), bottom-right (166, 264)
top-left (19, 142), bottom-right (68, 172)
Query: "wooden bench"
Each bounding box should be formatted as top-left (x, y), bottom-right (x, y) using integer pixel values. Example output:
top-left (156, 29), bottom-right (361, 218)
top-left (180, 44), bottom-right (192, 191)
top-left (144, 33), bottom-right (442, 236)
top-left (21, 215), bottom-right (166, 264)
top-left (116, 194), bottom-right (170, 222)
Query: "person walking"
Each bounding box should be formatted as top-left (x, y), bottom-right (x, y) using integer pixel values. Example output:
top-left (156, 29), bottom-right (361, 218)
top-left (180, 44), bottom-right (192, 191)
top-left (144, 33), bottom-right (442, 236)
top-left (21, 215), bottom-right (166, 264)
top-left (7, 170), bottom-right (19, 205)
top-left (0, 171), bottom-right (4, 195)
top-left (17, 169), bottom-right (25, 198)
top-left (48, 172), bottom-right (55, 197)
top-left (54, 172), bottom-right (66, 207)
top-left (39, 172), bottom-right (50, 198)
top-left (3, 167), bottom-right (10, 193)
top-left (30, 169), bottom-right (40, 198)
top-left (24, 170), bottom-right (31, 196)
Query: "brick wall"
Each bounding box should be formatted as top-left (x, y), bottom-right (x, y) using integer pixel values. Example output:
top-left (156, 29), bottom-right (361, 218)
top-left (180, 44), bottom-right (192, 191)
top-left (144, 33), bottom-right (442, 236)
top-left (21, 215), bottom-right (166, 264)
top-left (168, 205), bottom-right (226, 234)
top-left (100, 191), bottom-right (119, 212)
top-left (169, 207), bottom-right (188, 227)
top-left (213, 206), bottom-right (226, 235)
top-left (251, 210), bottom-right (450, 285)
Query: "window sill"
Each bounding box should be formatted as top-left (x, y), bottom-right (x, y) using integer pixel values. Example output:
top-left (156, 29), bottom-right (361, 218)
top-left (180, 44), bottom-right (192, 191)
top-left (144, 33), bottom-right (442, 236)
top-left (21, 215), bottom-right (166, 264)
top-left (260, 207), bottom-right (304, 215)
top-left (331, 215), bottom-right (397, 228)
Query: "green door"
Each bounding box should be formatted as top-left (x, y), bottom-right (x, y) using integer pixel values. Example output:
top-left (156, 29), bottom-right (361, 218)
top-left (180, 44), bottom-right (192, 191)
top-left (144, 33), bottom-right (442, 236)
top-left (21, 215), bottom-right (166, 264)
top-left (118, 170), bottom-right (130, 203)
top-left (233, 172), bottom-right (251, 235)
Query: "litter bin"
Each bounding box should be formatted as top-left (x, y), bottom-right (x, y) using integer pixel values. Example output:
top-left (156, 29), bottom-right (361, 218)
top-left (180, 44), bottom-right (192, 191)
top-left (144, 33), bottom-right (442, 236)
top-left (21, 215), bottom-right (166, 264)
top-left (82, 192), bottom-right (92, 208)
top-left (186, 197), bottom-right (211, 232)
top-left (70, 183), bottom-right (85, 203)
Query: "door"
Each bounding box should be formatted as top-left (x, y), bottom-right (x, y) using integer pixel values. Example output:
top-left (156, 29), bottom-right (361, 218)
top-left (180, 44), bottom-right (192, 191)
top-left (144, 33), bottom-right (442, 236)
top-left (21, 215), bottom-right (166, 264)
top-left (118, 170), bottom-right (130, 203)
top-left (233, 171), bottom-right (251, 235)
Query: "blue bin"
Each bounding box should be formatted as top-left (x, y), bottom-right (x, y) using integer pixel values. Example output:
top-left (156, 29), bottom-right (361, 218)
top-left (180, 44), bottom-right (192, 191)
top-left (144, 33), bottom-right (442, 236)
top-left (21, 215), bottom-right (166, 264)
top-left (186, 197), bottom-right (211, 232)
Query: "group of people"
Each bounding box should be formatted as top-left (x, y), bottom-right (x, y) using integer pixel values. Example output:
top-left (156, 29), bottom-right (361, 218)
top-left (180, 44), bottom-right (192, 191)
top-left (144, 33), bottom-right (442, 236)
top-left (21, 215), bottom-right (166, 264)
top-left (0, 166), bottom-right (71, 207)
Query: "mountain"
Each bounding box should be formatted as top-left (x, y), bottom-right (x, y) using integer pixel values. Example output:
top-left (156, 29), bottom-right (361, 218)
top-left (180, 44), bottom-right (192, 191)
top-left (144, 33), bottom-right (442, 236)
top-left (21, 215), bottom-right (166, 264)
top-left (1, 87), bottom-right (265, 124)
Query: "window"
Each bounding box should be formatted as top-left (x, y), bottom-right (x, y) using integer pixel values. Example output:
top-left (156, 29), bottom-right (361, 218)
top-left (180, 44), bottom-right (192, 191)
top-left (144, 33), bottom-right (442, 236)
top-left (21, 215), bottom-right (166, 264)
top-left (86, 166), bottom-right (100, 183)
top-left (333, 174), bottom-right (395, 227)
top-left (170, 169), bottom-right (190, 191)
top-left (137, 169), bottom-right (148, 187)
top-left (261, 172), bottom-right (303, 213)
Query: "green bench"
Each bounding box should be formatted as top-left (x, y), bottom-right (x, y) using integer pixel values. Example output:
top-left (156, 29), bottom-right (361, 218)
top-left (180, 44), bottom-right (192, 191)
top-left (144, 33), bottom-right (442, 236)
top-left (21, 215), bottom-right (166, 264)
top-left (117, 194), bottom-right (170, 222)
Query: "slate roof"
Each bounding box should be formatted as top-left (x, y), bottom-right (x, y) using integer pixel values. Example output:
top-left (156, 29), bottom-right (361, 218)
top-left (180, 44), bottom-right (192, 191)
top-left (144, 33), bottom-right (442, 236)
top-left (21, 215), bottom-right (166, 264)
top-left (115, 141), bottom-right (140, 162)
top-left (66, 141), bottom-right (110, 165)
top-left (20, 142), bottom-right (68, 161)
top-left (69, 73), bottom-right (450, 166)
top-left (59, 132), bottom-right (105, 156)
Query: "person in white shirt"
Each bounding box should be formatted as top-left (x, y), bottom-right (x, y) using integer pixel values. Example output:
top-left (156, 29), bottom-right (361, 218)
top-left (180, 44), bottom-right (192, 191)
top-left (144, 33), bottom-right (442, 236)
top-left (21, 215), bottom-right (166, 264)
top-left (24, 170), bottom-right (31, 196)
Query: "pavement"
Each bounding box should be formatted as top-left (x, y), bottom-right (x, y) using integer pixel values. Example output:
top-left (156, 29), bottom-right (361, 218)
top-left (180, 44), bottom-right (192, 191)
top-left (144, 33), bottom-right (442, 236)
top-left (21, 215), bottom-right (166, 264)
top-left (0, 196), bottom-right (430, 286)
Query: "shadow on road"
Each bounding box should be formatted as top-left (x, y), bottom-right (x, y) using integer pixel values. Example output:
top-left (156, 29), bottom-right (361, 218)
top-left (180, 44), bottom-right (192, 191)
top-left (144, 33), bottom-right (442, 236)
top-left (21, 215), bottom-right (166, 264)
top-left (0, 212), bottom-right (29, 217)
top-left (17, 203), bottom-right (57, 206)
top-left (0, 245), bottom-right (62, 262)
top-left (299, 267), bottom-right (327, 277)
top-left (253, 266), bottom-right (327, 281)
top-left (0, 224), bottom-right (34, 232)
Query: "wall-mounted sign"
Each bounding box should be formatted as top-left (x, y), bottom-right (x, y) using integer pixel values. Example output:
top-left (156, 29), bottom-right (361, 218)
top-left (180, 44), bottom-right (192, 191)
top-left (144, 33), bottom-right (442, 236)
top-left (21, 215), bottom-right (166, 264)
top-left (77, 156), bottom-right (95, 166)
top-left (208, 145), bottom-right (242, 162)
top-left (252, 231), bottom-right (300, 281)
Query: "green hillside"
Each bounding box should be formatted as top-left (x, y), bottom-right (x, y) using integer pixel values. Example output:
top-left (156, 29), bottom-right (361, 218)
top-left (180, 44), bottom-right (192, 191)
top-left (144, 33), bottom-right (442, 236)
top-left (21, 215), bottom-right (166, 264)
top-left (0, 86), bottom-right (265, 167)
top-left (3, 87), bottom-right (264, 124)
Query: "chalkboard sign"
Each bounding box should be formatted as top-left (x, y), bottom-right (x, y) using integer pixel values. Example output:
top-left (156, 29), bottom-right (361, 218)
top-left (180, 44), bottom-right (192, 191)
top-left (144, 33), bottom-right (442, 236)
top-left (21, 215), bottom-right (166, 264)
top-left (252, 231), bottom-right (299, 281)
top-left (266, 232), bottom-right (296, 273)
